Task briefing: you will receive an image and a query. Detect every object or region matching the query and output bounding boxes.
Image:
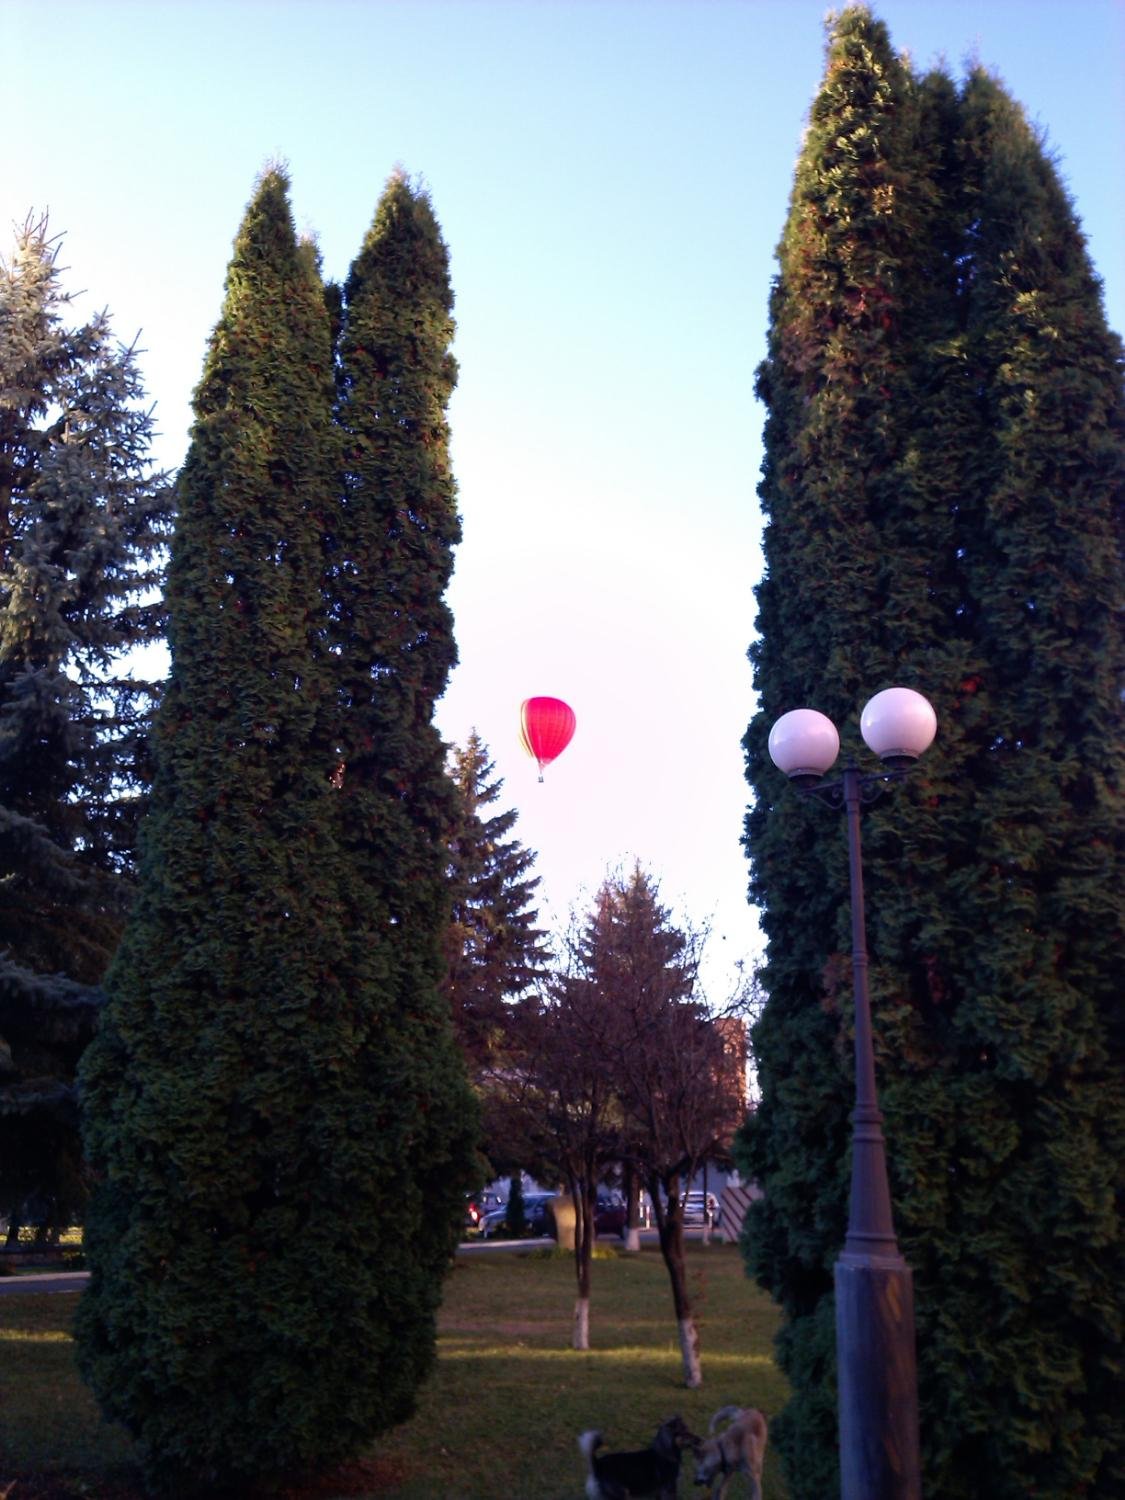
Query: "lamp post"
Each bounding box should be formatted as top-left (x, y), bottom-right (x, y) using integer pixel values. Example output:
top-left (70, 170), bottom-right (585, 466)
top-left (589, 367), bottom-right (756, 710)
top-left (768, 686), bottom-right (936, 1500)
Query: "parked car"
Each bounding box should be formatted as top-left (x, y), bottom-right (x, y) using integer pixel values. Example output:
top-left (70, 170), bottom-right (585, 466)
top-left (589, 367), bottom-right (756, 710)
top-left (594, 1193), bottom-right (627, 1238)
top-left (478, 1205), bottom-right (506, 1237)
top-left (682, 1191), bottom-right (720, 1227)
top-left (480, 1192), bottom-right (559, 1239)
top-left (464, 1190), bottom-right (505, 1235)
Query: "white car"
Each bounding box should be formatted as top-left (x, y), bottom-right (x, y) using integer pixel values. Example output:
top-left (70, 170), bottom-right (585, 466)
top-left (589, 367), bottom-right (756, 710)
top-left (681, 1191), bottom-right (720, 1226)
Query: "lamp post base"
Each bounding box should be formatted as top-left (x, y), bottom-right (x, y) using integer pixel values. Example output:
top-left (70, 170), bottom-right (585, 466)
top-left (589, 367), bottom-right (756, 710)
top-left (835, 1253), bottom-right (922, 1500)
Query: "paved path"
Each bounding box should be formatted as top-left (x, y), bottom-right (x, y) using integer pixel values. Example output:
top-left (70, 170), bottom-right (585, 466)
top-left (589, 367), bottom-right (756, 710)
top-left (0, 1227), bottom-right (727, 1296)
top-left (0, 1270), bottom-right (88, 1296)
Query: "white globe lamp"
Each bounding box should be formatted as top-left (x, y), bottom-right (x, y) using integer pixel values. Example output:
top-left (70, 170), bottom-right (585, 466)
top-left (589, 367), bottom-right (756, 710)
top-left (767, 708), bottom-right (841, 785)
top-left (860, 688), bottom-right (937, 768)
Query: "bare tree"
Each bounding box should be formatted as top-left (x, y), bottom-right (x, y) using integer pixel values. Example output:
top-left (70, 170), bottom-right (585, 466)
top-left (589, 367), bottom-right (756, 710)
top-left (582, 865), bottom-right (746, 1387)
top-left (481, 979), bottom-right (622, 1350)
top-left (481, 865), bottom-right (749, 1377)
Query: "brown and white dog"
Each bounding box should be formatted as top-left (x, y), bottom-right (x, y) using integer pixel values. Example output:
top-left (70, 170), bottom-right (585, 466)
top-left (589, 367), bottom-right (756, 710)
top-left (691, 1404), bottom-right (768, 1500)
top-left (579, 1416), bottom-right (698, 1500)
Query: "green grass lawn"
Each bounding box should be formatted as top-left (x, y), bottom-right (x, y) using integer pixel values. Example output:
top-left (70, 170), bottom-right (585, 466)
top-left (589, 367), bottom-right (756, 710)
top-left (1, 1242), bottom-right (788, 1499)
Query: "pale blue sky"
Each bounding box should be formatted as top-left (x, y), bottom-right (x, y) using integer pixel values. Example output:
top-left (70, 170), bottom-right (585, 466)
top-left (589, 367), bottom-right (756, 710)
top-left (5, 0), bottom-right (1121, 995)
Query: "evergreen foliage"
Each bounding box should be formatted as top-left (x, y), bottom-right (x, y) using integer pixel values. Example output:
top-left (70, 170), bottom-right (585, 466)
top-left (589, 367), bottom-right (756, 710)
top-left (737, 11), bottom-right (1124, 1500)
top-left (330, 165), bottom-right (480, 1434)
top-left (0, 218), bottom-right (170, 1236)
top-left (445, 730), bottom-right (549, 1067)
top-left (505, 1172), bottom-right (526, 1236)
top-left (77, 167), bottom-right (477, 1490)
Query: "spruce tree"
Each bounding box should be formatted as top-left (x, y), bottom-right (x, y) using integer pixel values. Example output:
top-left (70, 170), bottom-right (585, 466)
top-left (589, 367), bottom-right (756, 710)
top-left (76, 170), bottom-right (367, 1489)
top-left (330, 168), bottom-right (480, 1431)
top-left (0, 218), bottom-right (170, 1240)
top-left (738, 10), bottom-right (1124, 1499)
top-left (445, 730), bottom-right (549, 1067)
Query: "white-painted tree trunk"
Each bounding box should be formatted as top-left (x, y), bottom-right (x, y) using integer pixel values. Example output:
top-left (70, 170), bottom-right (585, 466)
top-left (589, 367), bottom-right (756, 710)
top-left (573, 1295), bottom-right (590, 1350)
top-left (624, 1226), bottom-right (641, 1253)
top-left (678, 1316), bottom-right (703, 1387)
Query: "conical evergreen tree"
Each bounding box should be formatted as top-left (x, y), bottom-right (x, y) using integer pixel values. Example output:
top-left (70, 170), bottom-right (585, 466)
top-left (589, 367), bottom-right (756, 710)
top-left (0, 218), bottom-right (170, 1240)
top-left (75, 170), bottom-right (370, 1489)
top-left (737, 11), bottom-right (1124, 1499)
top-left (901, 67), bottom-right (1125, 1497)
top-left (329, 168), bottom-right (479, 1429)
top-left (445, 730), bottom-right (549, 1067)
top-left (738, 18), bottom-right (958, 1489)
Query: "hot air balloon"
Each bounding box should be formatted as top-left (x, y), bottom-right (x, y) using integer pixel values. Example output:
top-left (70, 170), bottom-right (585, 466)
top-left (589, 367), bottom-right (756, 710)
top-left (519, 696), bottom-right (576, 781)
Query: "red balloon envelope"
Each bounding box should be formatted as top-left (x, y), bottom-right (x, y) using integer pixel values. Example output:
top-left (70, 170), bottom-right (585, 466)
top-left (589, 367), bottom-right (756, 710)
top-left (519, 697), bottom-right (576, 781)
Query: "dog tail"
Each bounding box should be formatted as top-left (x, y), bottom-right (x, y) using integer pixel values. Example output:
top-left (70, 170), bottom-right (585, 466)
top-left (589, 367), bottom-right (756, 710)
top-left (709, 1405), bottom-right (746, 1434)
top-left (578, 1429), bottom-right (603, 1463)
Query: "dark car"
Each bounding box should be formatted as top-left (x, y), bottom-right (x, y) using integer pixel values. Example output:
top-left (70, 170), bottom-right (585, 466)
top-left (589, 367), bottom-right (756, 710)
top-left (523, 1194), bottom-right (558, 1237)
top-left (594, 1193), bottom-right (627, 1238)
top-left (464, 1190), bottom-right (505, 1235)
top-left (480, 1192), bottom-right (558, 1239)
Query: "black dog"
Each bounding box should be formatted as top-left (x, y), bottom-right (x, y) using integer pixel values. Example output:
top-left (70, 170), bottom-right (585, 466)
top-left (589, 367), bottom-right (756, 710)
top-left (578, 1416), bottom-right (698, 1500)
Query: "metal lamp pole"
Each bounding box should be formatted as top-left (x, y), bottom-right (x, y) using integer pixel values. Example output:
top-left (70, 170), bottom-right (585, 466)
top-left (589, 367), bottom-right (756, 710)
top-left (768, 687), bottom-right (936, 1500)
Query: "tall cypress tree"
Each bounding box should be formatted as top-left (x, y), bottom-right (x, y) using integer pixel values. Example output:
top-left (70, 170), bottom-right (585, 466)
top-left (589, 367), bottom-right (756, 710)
top-left (330, 168), bottom-right (479, 1431)
top-left (737, 10), bottom-right (1124, 1499)
top-left (738, 18), bottom-right (957, 1489)
top-left (909, 67), bottom-right (1124, 1498)
top-left (0, 218), bottom-right (170, 1240)
top-left (75, 170), bottom-right (365, 1489)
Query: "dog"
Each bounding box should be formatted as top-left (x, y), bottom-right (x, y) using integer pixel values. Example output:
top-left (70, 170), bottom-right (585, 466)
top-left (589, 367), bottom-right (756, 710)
top-left (691, 1404), bottom-right (768, 1500)
top-left (578, 1415), bottom-right (698, 1499)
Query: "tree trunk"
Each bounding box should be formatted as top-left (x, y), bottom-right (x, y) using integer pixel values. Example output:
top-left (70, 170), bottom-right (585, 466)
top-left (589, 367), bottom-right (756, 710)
top-left (677, 1315), bottom-right (703, 1388)
top-left (624, 1162), bottom-right (641, 1252)
top-left (571, 1178), bottom-right (595, 1350)
top-left (650, 1171), bottom-right (703, 1387)
top-left (573, 1295), bottom-right (590, 1350)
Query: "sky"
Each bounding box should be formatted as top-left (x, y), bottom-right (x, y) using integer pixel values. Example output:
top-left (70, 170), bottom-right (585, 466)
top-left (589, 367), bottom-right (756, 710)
top-left (4, 0), bottom-right (1122, 999)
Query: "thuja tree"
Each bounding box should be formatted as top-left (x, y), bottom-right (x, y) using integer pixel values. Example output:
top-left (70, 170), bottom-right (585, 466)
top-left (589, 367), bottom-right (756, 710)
top-left (738, 16), bottom-right (958, 1492)
top-left (445, 730), bottom-right (549, 1068)
top-left (76, 170), bottom-right (371, 1489)
top-left (331, 169), bottom-right (479, 1425)
top-left (0, 218), bottom-right (170, 1241)
top-left (737, 10), bottom-right (1124, 1500)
